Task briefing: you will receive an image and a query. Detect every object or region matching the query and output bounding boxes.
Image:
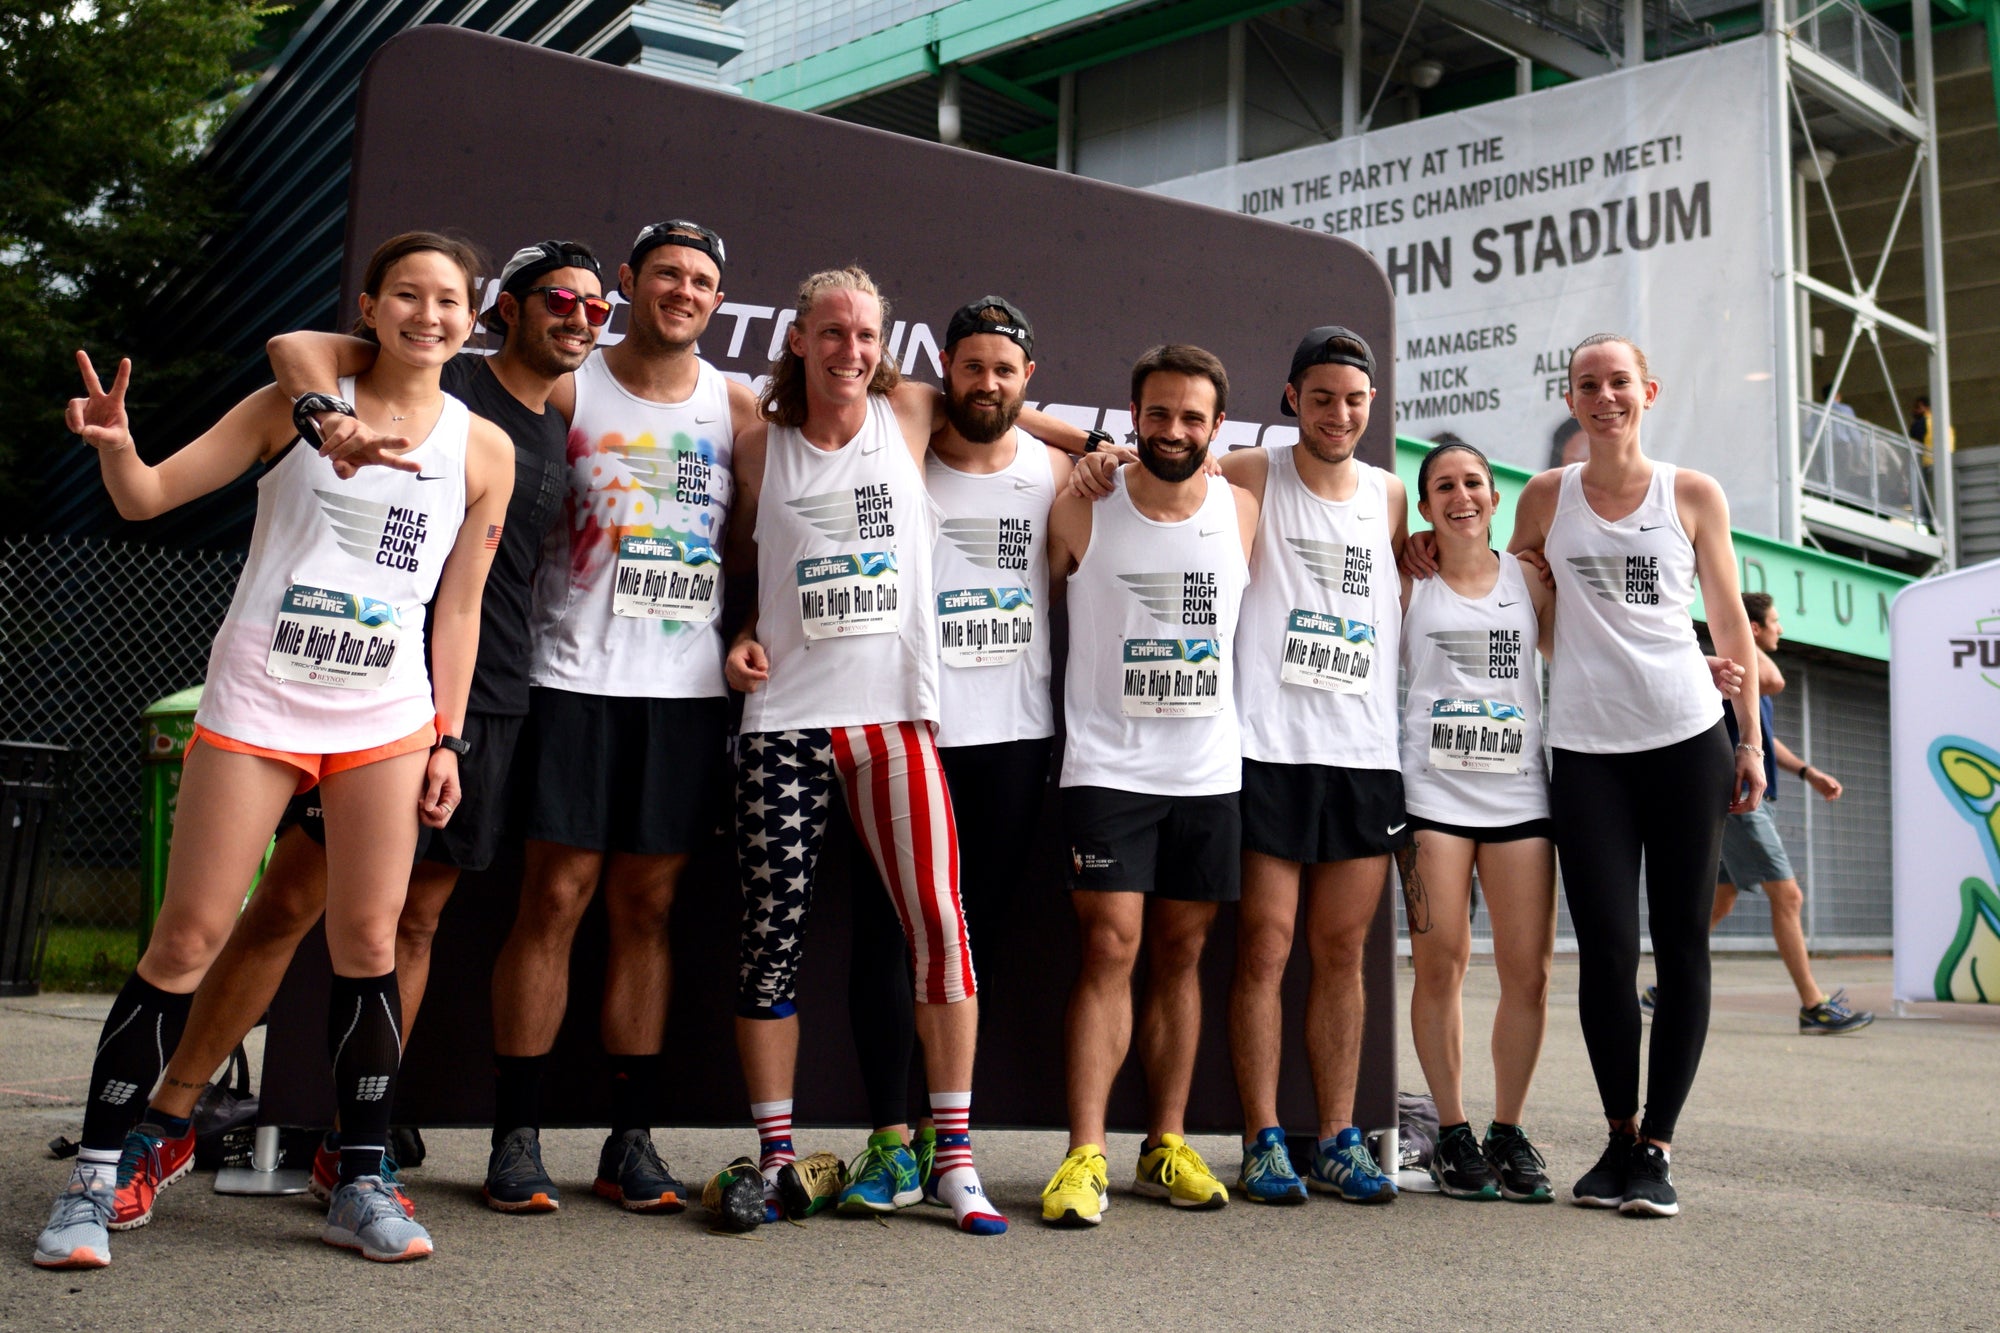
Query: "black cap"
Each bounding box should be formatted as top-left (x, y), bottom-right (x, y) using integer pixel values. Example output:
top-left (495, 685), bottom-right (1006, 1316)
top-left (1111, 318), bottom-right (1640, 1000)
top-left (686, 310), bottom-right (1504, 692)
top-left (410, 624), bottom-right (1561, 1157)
top-left (944, 295), bottom-right (1034, 359)
top-left (629, 219), bottom-right (727, 274)
top-left (481, 240), bottom-right (602, 332)
top-left (1280, 325), bottom-right (1376, 415)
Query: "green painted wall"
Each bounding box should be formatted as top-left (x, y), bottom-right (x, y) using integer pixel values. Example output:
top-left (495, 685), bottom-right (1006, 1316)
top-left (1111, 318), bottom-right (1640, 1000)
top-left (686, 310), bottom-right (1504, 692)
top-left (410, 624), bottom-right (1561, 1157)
top-left (1392, 437), bottom-right (1909, 661)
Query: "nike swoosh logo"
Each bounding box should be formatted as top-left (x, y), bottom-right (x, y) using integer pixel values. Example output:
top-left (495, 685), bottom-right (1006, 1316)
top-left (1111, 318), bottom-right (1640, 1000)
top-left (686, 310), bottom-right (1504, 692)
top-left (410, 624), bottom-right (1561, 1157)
top-left (1355, 514), bottom-right (1378, 522)
top-left (1013, 478), bottom-right (1038, 492)
top-left (861, 443), bottom-right (885, 454)
top-left (1497, 600), bottom-right (1519, 608)
top-left (1639, 523), bottom-right (1663, 531)
top-left (414, 474), bottom-right (446, 481)
top-left (1199, 528), bottom-right (1224, 538)
top-left (1386, 822), bottom-right (1407, 835)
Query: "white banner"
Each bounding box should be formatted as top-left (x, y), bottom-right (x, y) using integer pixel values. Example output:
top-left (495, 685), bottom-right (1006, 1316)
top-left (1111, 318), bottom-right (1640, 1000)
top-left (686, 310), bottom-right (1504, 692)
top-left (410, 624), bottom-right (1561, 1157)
top-left (1149, 37), bottom-right (1782, 535)
top-left (1890, 558), bottom-right (2000, 1004)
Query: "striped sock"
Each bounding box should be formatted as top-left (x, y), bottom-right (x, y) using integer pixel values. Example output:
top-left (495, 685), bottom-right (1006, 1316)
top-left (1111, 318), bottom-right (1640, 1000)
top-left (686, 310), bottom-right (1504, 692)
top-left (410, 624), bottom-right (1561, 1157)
top-left (751, 1099), bottom-right (795, 1174)
top-left (928, 1091), bottom-right (1005, 1235)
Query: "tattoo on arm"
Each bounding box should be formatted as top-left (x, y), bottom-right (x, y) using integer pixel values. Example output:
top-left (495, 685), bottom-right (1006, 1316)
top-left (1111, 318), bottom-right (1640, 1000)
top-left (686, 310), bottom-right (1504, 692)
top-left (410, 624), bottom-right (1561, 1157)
top-left (1396, 836), bottom-right (1431, 935)
top-left (484, 523), bottom-right (502, 550)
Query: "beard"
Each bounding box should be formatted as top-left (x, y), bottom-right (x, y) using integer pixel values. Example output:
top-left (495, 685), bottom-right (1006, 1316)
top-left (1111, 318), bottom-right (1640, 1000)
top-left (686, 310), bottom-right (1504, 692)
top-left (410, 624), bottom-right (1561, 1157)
top-left (943, 387), bottom-right (1023, 444)
top-left (515, 323), bottom-right (592, 378)
top-left (1137, 430), bottom-right (1207, 482)
top-left (1296, 422), bottom-right (1359, 467)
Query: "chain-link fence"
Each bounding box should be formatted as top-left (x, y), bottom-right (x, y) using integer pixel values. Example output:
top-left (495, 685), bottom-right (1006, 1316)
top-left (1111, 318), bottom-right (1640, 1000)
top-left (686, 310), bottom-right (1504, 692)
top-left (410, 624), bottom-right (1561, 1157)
top-left (0, 534), bottom-right (243, 926)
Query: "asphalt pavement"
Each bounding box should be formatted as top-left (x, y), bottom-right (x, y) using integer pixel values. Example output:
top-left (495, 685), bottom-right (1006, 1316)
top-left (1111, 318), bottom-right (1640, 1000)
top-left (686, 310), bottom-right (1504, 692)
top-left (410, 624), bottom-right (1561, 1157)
top-left (3, 955), bottom-right (1993, 1332)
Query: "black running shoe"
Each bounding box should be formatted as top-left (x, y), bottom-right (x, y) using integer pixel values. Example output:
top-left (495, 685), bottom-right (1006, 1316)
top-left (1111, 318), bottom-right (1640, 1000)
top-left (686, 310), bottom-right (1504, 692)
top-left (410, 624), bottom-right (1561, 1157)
top-left (1619, 1141), bottom-right (1679, 1217)
top-left (483, 1127), bottom-right (560, 1213)
top-left (1799, 988), bottom-right (1875, 1034)
top-left (593, 1129), bottom-right (687, 1213)
top-left (1483, 1123), bottom-right (1553, 1203)
top-left (1429, 1125), bottom-right (1500, 1200)
top-left (1571, 1128), bottom-right (1637, 1208)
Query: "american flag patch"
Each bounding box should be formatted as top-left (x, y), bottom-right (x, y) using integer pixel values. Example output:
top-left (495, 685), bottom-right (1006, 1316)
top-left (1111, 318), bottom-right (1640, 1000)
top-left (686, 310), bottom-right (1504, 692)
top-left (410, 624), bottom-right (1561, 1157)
top-left (484, 524), bottom-right (503, 550)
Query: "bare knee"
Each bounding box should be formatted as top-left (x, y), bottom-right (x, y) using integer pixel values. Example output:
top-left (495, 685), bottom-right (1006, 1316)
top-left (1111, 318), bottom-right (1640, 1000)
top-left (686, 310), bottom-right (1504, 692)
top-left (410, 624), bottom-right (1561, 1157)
top-left (1498, 953), bottom-right (1551, 1011)
top-left (516, 851), bottom-right (600, 937)
top-left (1412, 935), bottom-right (1471, 991)
top-left (1766, 880), bottom-right (1804, 917)
top-left (1311, 924), bottom-right (1369, 979)
top-left (1078, 910), bottom-right (1142, 976)
top-left (1235, 915), bottom-right (1295, 984)
top-left (140, 918), bottom-right (232, 981)
top-left (395, 911), bottom-right (440, 966)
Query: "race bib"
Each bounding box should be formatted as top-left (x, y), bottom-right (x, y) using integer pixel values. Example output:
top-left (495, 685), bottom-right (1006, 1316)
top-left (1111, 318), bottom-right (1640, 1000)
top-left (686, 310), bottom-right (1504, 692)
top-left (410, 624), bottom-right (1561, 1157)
top-left (796, 553), bottom-right (900, 639)
top-left (938, 587), bottom-right (1033, 667)
top-left (265, 584), bottom-right (405, 689)
top-left (1279, 609), bottom-right (1375, 694)
top-left (1121, 638), bottom-right (1225, 717)
top-left (613, 535), bottom-right (721, 622)
top-left (1427, 699), bottom-right (1528, 773)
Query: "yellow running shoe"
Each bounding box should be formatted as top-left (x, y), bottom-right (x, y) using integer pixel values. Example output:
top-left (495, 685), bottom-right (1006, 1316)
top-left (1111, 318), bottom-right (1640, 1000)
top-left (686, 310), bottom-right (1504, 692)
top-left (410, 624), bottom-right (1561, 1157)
top-left (1134, 1133), bottom-right (1229, 1209)
top-left (1040, 1145), bottom-right (1109, 1226)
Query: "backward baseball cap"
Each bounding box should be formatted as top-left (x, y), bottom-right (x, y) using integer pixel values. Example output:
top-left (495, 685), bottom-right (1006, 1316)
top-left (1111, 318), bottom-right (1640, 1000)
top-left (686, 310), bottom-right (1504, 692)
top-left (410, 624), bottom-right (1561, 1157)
top-left (1280, 325), bottom-right (1375, 416)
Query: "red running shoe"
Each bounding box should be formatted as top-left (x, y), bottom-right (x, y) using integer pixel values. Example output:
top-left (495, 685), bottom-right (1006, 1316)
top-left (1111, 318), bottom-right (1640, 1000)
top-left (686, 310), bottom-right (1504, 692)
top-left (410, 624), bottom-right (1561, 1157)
top-left (110, 1124), bottom-right (196, 1230)
top-left (310, 1133), bottom-right (416, 1218)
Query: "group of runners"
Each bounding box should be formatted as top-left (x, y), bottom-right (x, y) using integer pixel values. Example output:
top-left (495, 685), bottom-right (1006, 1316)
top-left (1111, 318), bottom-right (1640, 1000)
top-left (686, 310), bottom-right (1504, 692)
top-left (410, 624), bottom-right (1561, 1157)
top-left (38, 220), bottom-right (1782, 1269)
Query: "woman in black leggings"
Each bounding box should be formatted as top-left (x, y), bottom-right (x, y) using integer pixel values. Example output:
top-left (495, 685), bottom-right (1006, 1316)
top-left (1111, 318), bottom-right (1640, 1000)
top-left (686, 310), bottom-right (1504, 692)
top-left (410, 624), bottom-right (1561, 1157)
top-left (1504, 333), bottom-right (1764, 1217)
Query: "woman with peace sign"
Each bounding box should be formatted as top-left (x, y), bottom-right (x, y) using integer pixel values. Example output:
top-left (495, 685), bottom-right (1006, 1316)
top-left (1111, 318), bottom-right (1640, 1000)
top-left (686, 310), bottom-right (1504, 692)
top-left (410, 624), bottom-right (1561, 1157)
top-left (34, 232), bottom-right (512, 1270)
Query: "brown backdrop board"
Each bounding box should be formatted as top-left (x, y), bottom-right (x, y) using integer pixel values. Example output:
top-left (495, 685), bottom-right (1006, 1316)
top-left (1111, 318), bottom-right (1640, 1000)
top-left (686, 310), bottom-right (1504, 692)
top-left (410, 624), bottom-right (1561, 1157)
top-left (261, 26), bottom-right (1401, 1140)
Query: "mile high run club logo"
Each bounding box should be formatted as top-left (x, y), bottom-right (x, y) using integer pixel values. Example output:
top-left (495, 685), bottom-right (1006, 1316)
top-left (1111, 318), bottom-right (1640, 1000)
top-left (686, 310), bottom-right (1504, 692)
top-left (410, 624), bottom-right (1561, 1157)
top-left (1427, 628), bottom-right (1524, 680)
top-left (1284, 537), bottom-right (1373, 598)
top-left (1567, 554), bottom-right (1661, 605)
top-left (787, 484), bottom-right (896, 542)
top-left (1118, 571), bottom-right (1219, 627)
top-left (315, 490), bottom-right (431, 571)
top-left (940, 517), bottom-right (1032, 571)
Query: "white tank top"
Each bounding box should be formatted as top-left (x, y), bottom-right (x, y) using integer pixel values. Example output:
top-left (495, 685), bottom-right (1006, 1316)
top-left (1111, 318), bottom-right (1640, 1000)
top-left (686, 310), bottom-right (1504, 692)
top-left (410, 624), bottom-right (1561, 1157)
top-left (196, 376), bottom-right (467, 751)
top-left (1400, 553), bottom-right (1550, 826)
top-left (1060, 470), bottom-right (1248, 797)
top-left (740, 395), bottom-right (940, 732)
top-left (1544, 462), bottom-right (1718, 753)
top-left (926, 431), bottom-right (1057, 748)
top-left (1234, 450), bottom-right (1400, 769)
top-left (528, 351), bottom-right (733, 699)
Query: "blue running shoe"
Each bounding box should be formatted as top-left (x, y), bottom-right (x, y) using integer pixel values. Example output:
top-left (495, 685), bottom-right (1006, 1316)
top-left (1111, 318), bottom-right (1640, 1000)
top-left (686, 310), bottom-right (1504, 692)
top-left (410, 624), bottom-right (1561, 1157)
top-left (34, 1177), bottom-right (115, 1269)
top-left (1237, 1127), bottom-right (1308, 1204)
top-left (1308, 1127), bottom-right (1397, 1204)
top-left (483, 1126), bottom-right (560, 1213)
top-left (836, 1130), bottom-right (922, 1214)
top-left (322, 1176), bottom-right (433, 1262)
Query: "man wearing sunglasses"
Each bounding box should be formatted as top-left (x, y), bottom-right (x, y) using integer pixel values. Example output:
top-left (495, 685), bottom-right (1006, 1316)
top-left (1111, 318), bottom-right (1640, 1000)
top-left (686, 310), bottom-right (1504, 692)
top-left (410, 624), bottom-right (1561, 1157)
top-left (103, 240), bottom-right (607, 1231)
top-left (490, 219), bottom-right (760, 1216)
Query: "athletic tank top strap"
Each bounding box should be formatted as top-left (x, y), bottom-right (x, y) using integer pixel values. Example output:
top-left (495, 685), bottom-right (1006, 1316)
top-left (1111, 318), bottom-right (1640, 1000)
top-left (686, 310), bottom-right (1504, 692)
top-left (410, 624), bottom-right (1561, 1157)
top-left (741, 394), bottom-right (940, 732)
top-left (1234, 449), bottom-right (1401, 769)
top-left (1060, 469), bottom-right (1246, 797)
top-left (196, 375), bottom-right (468, 751)
top-left (1399, 552), bottom-right (1549, 825)
top-left (527, 351), bottom-right (734, 699)
top-left (926, 429), bottom-right (1057, 747)
top-left (1544, 461), bottom-right (1718, 753)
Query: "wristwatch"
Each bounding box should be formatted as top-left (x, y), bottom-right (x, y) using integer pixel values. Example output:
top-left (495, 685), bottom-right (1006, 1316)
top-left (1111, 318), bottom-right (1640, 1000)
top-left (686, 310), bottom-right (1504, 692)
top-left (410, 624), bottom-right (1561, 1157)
top-left (1082, 428), bottom-right (1115, 454)
top-left (435, 734), bottom-right (472, 757)
top-left (292, 392), bottom-right (356, 444)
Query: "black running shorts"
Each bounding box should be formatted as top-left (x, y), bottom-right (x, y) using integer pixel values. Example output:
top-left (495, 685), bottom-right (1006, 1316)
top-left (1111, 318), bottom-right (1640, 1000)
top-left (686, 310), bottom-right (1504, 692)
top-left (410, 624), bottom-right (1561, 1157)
top-left (522, 687), bottom-right (728, 856)
top-left (1241, 759), bottom-right (1409, 864)
top-left (1061, 786), bottom-right (1241, 902)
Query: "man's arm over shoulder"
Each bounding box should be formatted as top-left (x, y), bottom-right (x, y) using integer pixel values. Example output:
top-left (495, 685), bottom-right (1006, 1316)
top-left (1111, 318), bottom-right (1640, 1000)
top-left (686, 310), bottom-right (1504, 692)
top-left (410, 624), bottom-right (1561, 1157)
top-left (1232, 482), bottom-right (1260, 564)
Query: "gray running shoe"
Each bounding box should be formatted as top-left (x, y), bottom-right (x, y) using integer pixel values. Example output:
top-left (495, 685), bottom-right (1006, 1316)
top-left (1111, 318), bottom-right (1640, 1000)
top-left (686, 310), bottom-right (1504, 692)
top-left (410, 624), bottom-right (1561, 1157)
top-left (593, 1128), bottom-right (687, 1212)
top-left (483, 1127), bottom-right (561, 1213)
top-left (322, 1176), bottom-right (434, 1262)
top-left (34, 1178), bottom-right (115, 1269)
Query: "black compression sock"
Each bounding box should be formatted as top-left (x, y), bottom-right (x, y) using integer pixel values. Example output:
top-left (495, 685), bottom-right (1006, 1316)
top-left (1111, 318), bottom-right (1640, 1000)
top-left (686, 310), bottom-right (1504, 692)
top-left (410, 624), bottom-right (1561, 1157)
top-left (327, 971), bottom-right (402, 1184)
top-left (82, 973), bottom-right (194, 1151)
top-left (608, 1053), bottom-right (661, 1138)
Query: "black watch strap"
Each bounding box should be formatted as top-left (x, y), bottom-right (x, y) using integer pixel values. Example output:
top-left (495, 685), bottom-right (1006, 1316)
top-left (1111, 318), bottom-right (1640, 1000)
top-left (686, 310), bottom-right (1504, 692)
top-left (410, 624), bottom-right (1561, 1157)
top-left (435, 734), bottom-right (472, 757)
top-left (1083, 428), bottom-right (1114, 454)
top-left (292, 392), bottom-right (355, 444)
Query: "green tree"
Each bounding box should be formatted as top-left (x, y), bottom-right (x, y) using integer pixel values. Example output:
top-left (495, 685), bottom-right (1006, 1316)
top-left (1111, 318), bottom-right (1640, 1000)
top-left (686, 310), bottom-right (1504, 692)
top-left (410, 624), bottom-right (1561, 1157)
top-left (0, 2), bottom-right (271, 525)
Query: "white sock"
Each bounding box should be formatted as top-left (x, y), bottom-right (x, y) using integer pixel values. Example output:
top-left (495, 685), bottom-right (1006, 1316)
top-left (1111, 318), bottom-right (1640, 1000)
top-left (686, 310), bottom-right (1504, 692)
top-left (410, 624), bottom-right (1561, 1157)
top-left (73, 1147), bottom-right (119, 1190)
top-left (933, 1164), bottom-right (1007, 1235)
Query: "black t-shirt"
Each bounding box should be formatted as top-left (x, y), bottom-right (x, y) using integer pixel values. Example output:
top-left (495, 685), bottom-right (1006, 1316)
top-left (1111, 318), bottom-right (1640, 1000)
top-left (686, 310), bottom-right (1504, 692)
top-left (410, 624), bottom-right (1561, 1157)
top-left (431, 353), bottom-right (568, 716)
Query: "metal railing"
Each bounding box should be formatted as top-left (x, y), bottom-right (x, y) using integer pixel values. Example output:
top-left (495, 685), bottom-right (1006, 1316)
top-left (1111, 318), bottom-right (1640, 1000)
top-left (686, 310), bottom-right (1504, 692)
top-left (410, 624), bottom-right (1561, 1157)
top-left (1799, 400), bottom-right (1934, 529)
top-left (1790, 0), bottom-right (1904, 102)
